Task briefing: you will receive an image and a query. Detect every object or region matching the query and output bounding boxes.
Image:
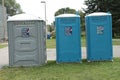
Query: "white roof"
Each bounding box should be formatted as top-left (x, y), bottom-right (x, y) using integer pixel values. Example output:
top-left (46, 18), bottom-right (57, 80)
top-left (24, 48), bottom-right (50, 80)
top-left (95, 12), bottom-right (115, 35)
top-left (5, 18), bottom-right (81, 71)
top-left (86, 12), bottom-right (111, 17)
top-left (56, 14), bottom-right (80, 18)
top-left (7, 13), bottom-right (43, 21)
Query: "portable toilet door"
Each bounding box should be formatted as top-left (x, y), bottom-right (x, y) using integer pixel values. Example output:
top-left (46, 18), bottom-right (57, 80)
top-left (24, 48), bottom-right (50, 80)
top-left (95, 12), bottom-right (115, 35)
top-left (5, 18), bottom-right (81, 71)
top-left (55, 14), bottom-right (81, 63)
top-left (7, 14), bottom-right (46, 66)
top-left (85, 12), bottom-right (113, 62)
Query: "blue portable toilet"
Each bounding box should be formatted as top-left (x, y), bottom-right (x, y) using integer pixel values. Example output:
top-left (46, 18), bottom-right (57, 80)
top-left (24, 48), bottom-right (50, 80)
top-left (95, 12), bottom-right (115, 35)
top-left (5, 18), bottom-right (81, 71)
top-left (85, 12), bottom-right (113, 62)
top-left (55, 14), bottom-right (81, 63)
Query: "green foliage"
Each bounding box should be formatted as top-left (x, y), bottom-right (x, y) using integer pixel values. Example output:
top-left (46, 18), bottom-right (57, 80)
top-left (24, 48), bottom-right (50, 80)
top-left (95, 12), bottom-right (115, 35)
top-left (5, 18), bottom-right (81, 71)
top-left (84, 0), bottom-right (112, 13)
top-left (0, 0), bottom-right (23, 16)
top-left (1, 58), bottom-right (120, 80)
top-left (54, 7), bottom-right (76, 16)
top-left (51, 31), bottom-right (56, 39)
top-left (47, 24), bottom-right (55, 32)
top-left (47, 23), bottom-right (55, 39)
top-left (78, 10), bottom-right (85, 31)
top-left (54, 8), bottom-right (85, 31)
top-left (83, 0), bottom-right (120, 37)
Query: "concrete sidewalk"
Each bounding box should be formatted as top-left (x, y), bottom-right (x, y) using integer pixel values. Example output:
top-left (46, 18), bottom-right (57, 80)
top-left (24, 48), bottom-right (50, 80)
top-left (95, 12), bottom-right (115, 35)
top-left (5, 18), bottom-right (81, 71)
top-left (0, 46), bottom-right (120, 68)
top-left (0, 47), bottom-right (9, 68)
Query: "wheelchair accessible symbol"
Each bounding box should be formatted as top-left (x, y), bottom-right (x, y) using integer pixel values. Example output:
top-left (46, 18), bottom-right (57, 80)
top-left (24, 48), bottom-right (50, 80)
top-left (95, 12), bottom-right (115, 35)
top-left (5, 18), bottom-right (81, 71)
top-left (65, 26), bottom-right (72, 36)
top-left (21, 28), bottom-right (30, 38)
top-left (97, 26), bottom-right (104, 34)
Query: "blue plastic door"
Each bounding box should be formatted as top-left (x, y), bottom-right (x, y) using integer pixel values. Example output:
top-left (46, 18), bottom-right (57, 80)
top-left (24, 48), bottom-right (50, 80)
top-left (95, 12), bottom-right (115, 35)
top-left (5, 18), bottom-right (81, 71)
top-left (86, 16), bottom-right (113, 61)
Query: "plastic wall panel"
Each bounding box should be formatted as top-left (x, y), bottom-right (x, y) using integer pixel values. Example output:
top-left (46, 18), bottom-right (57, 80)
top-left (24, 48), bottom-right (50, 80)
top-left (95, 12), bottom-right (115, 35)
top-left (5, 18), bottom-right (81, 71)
top-left (55, 15), bottom-right (81, 63)
top-left (85, 13), bottom-right (113, 61)
top-left (8, 20), bottom-right (46, 66)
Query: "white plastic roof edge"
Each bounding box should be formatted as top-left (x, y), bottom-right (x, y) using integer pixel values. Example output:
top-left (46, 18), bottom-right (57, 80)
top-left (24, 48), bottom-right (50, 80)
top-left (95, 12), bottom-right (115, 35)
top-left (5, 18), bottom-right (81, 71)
top-left (56, 14), bottom-right (80, 18)
top-left (7, 13), bottom-right (43, 21)
top-left (86, 12), bottom-right (111, 17)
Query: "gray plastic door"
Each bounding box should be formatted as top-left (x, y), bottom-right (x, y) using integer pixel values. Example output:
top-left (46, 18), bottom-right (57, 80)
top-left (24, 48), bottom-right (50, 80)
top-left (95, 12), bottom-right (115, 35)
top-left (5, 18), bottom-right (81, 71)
top-left (11, 24), bottom-right (39, 66)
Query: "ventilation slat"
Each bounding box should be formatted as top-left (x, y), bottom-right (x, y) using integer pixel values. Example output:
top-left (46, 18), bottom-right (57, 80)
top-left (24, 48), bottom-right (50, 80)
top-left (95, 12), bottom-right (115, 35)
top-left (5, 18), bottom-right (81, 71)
top-left (60, 18), bottom-right (76, 24)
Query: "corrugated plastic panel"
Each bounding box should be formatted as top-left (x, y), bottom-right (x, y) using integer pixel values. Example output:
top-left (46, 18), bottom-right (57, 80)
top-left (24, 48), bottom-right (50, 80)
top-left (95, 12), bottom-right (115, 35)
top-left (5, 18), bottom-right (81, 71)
top-left (55, 14), bottom-right (81, 63)
top-left (8, 17), bottom-right (46, 66)
top-left (85, 12), bottom-right (113, 61)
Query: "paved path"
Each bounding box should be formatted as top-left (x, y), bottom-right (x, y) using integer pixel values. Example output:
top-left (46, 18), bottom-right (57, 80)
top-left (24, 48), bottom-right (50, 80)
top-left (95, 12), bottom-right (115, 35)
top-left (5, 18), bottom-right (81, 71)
top-left (0, 47), bottom-right (9, 68)
top-left (0, 46), bottom-right (120, 68)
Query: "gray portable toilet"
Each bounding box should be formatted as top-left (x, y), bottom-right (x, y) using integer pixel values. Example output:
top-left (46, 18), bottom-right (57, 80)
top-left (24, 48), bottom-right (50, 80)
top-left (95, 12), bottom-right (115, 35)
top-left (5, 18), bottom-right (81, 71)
top-left (7, 14), bottom-right (46, 66)
top-left (85, 12), bottom-right (113, 62)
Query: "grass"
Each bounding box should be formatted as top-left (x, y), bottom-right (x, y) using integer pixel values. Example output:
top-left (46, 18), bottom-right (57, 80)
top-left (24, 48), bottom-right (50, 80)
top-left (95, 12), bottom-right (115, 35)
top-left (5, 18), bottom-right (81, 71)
top-left (46, 38), bottom-right (86, 48)
top-left (112, 39), bottom-right (120, 45)
top-left (0, 58), bottom-right (120, 80)
top-left (0, 43), bottom-right (8, 49)
top-left (46, 38), bottom-right (120, 48)
top-left (0, 38), bottom-right (119, 49)
top-left (46, 39), bottom-right (56, 48)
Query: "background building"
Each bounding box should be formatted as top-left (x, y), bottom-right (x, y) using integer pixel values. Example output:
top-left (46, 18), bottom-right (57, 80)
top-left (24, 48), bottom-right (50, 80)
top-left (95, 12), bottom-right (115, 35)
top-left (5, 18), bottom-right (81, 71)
top-left (0, 5), bottom-right (7, 42)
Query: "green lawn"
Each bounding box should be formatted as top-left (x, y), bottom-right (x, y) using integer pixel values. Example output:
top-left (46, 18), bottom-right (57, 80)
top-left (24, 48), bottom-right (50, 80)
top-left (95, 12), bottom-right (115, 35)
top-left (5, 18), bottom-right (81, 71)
top-left (0, 38), bottom-right (119, 49)
top-left (46, 38), bottom-right (86, 48)
top-left (46, 39), bottom-right (56, 48)
top-left (0, 43), bottom-right (8, 49)
top-left (112, 39), bottom-right (120, 45)
top-left (46, 38), bottom-right (120, 48)
top-left (0, 58), bottom-right (120, 80)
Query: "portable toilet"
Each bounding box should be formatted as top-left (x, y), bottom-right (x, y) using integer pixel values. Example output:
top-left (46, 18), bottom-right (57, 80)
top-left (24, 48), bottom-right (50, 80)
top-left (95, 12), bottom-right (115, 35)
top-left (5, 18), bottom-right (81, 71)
top-left (55, 14), bottom-right (81, 63)
top-left (85, 12), bottom-right (113, 62)
top-left (7, 14), bottom-right (46, 66)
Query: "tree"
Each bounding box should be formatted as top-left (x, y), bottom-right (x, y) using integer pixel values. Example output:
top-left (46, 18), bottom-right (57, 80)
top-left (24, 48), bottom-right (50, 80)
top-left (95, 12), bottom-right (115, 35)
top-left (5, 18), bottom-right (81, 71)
top-left (46, 23), bottom-right (56, 39)
top-left (54, 8), bottom-right (85, 30)
top-left (54, 8), bottom-right (86, 38)
top-left (54, 8), bottom-right (85, 31)
top-left (47, 24), bottom-right (54, 32)
top-left (54, 7), bottom-right (76, 16)
top-left (0, 0), bottom-right (23, 16)
top-left (84, 0), bottom-right (120, 37)
top-left (83, 0), bottom-right (111, 14)
top-left (78, 10), bottom-right (85, 31)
